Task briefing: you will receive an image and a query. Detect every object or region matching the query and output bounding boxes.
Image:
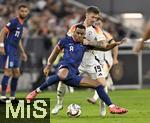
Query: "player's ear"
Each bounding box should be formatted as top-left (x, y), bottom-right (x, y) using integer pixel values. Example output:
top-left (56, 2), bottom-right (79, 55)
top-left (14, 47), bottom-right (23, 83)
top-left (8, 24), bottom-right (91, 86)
top-left (85, 13), bottom-right (88, 18)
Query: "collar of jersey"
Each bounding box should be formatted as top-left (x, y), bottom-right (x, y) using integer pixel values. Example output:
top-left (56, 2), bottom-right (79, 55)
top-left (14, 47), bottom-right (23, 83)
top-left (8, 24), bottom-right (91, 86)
top-left (71, 36), bottom-right (79, 43)
top-left (17, 17), bottom-right (24, 25)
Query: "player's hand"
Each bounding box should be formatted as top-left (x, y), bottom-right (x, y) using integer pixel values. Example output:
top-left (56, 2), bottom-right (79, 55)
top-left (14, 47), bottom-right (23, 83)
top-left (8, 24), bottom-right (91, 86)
top-left (116, 38), bottom-right (127, 46)
top-left (0, 47), bottom-right (5, 55)
top-left (133, 41), bottom-right (144, 53)
top-left (21, 52), bottom-right (28, 61)
top-left (83, 39), bottom-right (89, 45)
top-left (43, 65), bottom-right (51, 77)
top-left (113, 59), bottom-right (119, 65)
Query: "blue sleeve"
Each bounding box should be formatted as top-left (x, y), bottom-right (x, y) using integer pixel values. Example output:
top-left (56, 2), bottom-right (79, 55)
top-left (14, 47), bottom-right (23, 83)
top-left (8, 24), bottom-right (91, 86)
top-left (5, 19), bottom-right (16, 32)
top-left (57, 38), bottom-right (66, 49)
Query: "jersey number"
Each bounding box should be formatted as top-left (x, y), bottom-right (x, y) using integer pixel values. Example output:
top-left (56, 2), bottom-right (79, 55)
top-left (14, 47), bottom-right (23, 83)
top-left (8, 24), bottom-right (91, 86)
top-left (94, 65), bottom-right (101, 73)
top-left (69, 46), bottom-right (74, 51)
top-left (15, 31), bottom-right (20, 37)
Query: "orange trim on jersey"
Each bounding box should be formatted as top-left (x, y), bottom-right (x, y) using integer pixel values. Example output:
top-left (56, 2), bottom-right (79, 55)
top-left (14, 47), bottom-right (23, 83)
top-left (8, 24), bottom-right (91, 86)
top-left (94, 26), bottom-right (103, 34)
top-left (68, 25), bottom-right (76, 33)
top-left (17, 17), bottom-right (24, 24)
top-left (3, 27), bottom-right (10, 33)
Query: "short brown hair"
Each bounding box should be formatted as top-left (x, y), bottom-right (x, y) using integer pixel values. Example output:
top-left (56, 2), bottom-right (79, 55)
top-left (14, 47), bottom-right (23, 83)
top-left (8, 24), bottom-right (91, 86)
top-left (18, 3), bottom-right (29, 10)
top-left (86, 6), bottom-right (100, 14)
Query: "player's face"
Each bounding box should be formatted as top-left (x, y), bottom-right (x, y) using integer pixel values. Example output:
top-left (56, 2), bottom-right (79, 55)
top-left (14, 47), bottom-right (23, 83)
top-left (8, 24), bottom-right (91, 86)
top-left (86, 12), bottom-right (99, 26)
top-left (73, 28), bottom-right (85, 43)
top-left (95, 19), bottom-right (103, 28)
top-left (18, 7), bottom-right (29, 19)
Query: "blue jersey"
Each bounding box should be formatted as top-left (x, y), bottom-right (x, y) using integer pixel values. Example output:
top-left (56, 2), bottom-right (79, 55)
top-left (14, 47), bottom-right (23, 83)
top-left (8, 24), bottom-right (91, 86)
top-left (0, 17), bottom-right (24, 69)
top-left (4, 17), bottom-right (24, 54)
top-left (57, 36), bottom-right (87, 74)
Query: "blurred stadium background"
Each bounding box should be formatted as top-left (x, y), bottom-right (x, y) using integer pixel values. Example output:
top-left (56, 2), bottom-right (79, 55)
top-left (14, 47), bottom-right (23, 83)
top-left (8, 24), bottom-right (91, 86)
top-left (0, 0), bottom-right (150, 91)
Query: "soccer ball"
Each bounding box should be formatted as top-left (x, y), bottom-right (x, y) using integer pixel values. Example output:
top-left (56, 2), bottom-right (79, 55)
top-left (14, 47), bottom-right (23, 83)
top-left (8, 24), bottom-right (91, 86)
top-left (67, 104), bottom-right (81, 117)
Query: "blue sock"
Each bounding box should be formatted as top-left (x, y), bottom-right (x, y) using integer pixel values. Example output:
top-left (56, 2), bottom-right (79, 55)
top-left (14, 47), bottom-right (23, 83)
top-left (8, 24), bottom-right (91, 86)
top-left (1, 75), bottom-right (10, 96)
top-left (96, 85), bottom-right (112, 106)
top-left (10, 77), bottom-right (19, 97)
top-left (39, 75), bottom-right (60, 91)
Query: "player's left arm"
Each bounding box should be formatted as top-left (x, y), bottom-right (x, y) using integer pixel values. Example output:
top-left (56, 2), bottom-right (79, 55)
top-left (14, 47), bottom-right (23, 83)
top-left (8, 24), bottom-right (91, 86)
top-left (83, 38), bottom-right (125, 51)
top-left (83, 39), bottom-right (106, 49)
top-left (19, 40), bottom-right (27, 61)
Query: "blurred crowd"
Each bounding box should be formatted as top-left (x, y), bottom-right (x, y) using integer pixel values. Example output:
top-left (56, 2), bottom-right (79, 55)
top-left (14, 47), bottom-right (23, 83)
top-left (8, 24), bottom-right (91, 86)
top-left (0, 0), bottom-right (130, 70)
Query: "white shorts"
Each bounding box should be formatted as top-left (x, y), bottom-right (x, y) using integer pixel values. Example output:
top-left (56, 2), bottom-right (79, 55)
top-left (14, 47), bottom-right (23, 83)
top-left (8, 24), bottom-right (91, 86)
top-left (79, 63), bottom-right (105, 80)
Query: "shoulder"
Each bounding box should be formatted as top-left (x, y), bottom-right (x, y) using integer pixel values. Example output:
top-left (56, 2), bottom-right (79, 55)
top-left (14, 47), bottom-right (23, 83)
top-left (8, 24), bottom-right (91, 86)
top-left (59, 36), bottom-right (71, 44)
top-left (67, 23), bottom-right (82, 36)
top-left (10, 18), bottom-right (18, 24)
top-left (103, 30), bottom-right (113, 39)
top-left (92, 25), bottom-right (103, 34)
top-left (61, 36), bottom-right (71, 41)
top-left (7, 18), bottom-right (17, 26)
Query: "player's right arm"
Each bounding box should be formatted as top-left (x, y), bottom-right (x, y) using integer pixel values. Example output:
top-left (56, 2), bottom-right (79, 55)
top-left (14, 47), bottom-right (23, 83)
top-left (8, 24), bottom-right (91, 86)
top-left (112, 40), bottom-right (119, 64)
top-left (0, 27), bottom-right (9, 55)
top-left (44, 39), bottom-right (64, 76)
top-left (0, 20), bottom-right (15, 55)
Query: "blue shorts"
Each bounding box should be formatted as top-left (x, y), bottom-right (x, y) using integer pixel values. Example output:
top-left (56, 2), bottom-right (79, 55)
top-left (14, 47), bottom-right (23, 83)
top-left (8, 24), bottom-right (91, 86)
top-left (0, 54), bottom-right (20, 69)
top-left (57, 64), bottom-right (83, 87)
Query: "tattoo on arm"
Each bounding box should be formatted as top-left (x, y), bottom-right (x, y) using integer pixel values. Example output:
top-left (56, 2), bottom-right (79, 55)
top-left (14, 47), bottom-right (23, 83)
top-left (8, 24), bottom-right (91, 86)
top-left (88, 40), bottom-right (106, 49)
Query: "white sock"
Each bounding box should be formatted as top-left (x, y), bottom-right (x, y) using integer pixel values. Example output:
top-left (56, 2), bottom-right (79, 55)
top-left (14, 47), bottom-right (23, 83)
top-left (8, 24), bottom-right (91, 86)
top-left (93, 91), bottom-right (99, 101)
top-left (57, 81), bottom-right (66, 105)
top-left (68, 86), bottom-right (74, 93)
top-left (109, 104), bottom-right (115, 108)
top-left (36, 88), bottom-right (42, 93)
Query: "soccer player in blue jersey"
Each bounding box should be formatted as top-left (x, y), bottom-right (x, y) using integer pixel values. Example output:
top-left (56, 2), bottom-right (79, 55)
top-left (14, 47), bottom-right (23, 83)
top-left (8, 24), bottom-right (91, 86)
top-left (26, 24), bottom-right (128, 114)
top-left (0, 4), bottom-right (29, 102)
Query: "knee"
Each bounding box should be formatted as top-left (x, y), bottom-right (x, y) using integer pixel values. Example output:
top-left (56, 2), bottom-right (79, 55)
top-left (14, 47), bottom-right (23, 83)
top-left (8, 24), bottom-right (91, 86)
top-left (57, 68), bottom-right (69, 80)
top-left (96, 78), bottom-right (107, 87)
top-left (57, 72), bottom-right (68, 80)
top-left (101, 82), bottom-right (107, 87)
top-left (94, 81), bottom-right (107, 89)
top-left (4, 69), bottom-right (13, 77)
top-left (94, 81), bottom-right (102, 87)
top-left (13, 71), bottom-right (21, 78)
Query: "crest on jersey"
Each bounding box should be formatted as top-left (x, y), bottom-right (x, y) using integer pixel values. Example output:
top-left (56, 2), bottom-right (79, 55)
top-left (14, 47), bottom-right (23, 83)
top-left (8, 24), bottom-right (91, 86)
top-left (88, 31), bottom-right (92, 36)
top-left (94, 37), bottom-right (98, 41)
top-left (6, 22), bottom-right (11, 27)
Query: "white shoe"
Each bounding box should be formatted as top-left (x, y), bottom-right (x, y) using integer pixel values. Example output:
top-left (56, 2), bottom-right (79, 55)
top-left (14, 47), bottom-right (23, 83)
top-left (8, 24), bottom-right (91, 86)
top-left (51, 104), bottom-right (63, 115)
top-left (100, 101), bottom-right (106, 117)
top-left (0, 96), bottom-right (7, 99)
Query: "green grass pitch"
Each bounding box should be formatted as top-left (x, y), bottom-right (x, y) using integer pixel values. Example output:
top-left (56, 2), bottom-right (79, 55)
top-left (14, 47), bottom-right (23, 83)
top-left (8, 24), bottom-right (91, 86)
top-left (16, 89), bottom-right (150, 123)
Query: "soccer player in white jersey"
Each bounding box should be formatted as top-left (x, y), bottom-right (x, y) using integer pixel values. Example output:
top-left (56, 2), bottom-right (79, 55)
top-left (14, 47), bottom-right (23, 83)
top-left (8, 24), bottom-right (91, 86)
top-left (51, 6), bottom-right (126, 116)
top-left (87, 17), bottom-right (119, 116)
